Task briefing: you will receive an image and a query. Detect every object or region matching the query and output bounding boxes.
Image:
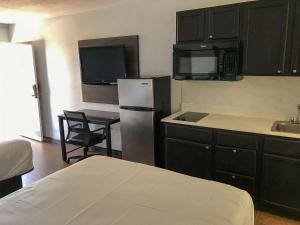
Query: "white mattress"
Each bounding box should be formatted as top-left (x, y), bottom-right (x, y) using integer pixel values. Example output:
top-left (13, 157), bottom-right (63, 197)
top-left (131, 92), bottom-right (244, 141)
top-left (0, 156), bottom-right (254, 225)
top-left (0, 139), bottom-right (33, 181)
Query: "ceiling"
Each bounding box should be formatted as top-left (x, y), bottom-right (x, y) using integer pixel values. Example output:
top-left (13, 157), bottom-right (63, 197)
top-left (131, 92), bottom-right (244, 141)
top-left (0, 0), bottom-right (126, 23)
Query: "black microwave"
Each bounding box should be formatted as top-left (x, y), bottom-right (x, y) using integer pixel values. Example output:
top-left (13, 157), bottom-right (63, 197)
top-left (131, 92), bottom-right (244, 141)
top-left (173, 41), bottom-right (243, 81)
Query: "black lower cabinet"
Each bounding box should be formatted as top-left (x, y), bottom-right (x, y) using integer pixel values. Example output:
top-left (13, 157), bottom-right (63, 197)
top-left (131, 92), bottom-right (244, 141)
top-left (164, 123), bottom-right (300, 219)
top-left (166, 138), bottom-right (212, 179)
top-left (261, 153), bottom-right (300, 214)
top-left (215, 146), bottom-right (256, 176)
top-left (215, 170), bottom-right (255, 197)
top-left (215, 144), bottom-right (257, 198)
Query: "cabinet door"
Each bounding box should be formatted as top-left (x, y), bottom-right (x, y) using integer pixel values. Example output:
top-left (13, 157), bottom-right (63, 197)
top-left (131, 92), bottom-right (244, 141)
top-left (166, 138), bottom-right (212, 179)
top-left (177, 10), bottom-right (206, 42)
top-left (243, 0), bottom-right (289, 75)
top-left (208, 5), bottom-right (240, 40)
top-left (290, 0), bottom-right (300, 75)
top-left (261, 154), bottom-right (300, 213)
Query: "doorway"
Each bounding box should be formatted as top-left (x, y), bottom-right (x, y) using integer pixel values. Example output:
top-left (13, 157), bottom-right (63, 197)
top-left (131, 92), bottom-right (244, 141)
top-left (0, 43), bottom-right (43, 141)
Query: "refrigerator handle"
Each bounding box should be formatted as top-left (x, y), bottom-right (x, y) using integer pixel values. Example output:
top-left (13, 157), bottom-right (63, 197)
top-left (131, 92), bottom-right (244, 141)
top-left (120, 106), bottom-right (155, 112)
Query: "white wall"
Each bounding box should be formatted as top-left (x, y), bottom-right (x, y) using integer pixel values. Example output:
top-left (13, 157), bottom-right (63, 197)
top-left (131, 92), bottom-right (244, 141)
top-left (0, 24), bottom-right (9, 42)
top-left (10, 0), bottom-right (300, 148)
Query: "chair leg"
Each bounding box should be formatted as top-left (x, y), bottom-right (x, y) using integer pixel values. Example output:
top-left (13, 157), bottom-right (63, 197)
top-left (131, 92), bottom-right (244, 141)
top-left (83, 147), bottom-right (89, 157)
top-left (66, 155), bottom-right (84, 164)
top-left (66, 147), bottom-right (90, 164)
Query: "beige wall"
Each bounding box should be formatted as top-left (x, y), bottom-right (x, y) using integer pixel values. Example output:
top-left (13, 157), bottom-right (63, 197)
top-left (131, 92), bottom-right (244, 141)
top-left (0, 24), bottom-right (9, 42)
top-left (10, 0), bottom-right (300, 147)
top-left (182, 76), bottom-right (300, 120)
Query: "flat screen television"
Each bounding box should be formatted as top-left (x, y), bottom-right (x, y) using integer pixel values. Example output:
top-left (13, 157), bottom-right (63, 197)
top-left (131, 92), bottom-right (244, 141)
top-left (79, 45), bottom-right (127, 85)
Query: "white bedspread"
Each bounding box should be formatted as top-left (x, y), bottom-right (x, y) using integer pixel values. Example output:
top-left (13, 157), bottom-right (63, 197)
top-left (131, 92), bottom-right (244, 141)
top-left (0, 139), bottom-right (33, 181)
top-left (0, 156), bottom-right (254, 225)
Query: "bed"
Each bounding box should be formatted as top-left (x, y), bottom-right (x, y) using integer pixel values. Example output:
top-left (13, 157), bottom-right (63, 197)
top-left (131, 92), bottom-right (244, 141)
top-left (0, 156), bottom-right (254, 225)
top-left (0, 139), bottom-right (33, 198)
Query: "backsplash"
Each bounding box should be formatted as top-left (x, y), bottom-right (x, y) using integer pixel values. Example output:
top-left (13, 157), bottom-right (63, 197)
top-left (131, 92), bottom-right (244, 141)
top-left (181, 76), bottom-right (300, 120)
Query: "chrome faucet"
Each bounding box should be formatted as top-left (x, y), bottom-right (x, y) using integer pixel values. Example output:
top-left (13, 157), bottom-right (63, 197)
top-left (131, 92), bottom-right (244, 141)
top-left (290, 104), bottom-right (300, 124)
top-left (297, 104), bottom-right (300, 124)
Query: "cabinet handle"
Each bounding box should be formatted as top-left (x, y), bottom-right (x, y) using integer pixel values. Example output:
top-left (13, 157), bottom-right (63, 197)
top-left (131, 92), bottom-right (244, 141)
top-left (209, 35), bottom-right (213, 39)
top-left (293, 69), bottom-right (297, 74)
top-left (232, 175), bottom-right (236, 179)
top-left (233, 149), bottom-right (237, 153)
top-left (205, 145), bottom-right (210, 150)
top-left (277, 70), bottom-right (282, 74)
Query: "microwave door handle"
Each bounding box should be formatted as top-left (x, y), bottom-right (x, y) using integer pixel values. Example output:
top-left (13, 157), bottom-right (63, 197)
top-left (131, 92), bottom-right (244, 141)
top-left (223, 51), bottom-right (238, 75)
top-left (222, 51), bottom-right (229, 74)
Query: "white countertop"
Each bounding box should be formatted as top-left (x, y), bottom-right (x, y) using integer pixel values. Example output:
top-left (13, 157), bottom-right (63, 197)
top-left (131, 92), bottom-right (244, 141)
top-left (162, 111), bottom-right (300, 139)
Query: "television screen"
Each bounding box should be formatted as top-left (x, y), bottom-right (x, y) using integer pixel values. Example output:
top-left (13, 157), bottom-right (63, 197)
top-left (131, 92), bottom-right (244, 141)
top-left (79, 45), bottom-right (127, 84)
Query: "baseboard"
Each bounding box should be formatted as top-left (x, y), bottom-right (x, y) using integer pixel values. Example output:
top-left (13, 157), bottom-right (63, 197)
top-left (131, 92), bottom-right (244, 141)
top-left (43, 136), bottom-right (60, 144)
top-left (90, 146), bottom-right (122, 159)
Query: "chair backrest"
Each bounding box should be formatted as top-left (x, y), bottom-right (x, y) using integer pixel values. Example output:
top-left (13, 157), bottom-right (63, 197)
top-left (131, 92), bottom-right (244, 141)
top-left (63, 111), bottom-right (90, 134)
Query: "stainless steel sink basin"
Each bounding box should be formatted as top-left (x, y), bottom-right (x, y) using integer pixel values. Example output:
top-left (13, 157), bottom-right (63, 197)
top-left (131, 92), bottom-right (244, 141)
top-left (271, 121), bottom-right (300, 134)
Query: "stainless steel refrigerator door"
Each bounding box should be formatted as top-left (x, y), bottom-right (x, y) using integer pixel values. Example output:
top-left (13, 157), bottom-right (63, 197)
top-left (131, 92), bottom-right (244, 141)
top-left (118, 79), bottom-right (154, 108)
top-left (120, 108), bottom-right (155, 166)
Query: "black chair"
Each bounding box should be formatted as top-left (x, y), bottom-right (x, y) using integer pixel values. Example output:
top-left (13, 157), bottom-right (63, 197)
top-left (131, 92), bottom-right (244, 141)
top-left (63, 110), bottom-right (106, 163)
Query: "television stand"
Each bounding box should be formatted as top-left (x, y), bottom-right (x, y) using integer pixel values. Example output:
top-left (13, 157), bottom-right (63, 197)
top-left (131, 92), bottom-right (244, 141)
top-left (82, 84), bottom-right (119, 104)
top-left (83, 82), bottom-right (118, 86)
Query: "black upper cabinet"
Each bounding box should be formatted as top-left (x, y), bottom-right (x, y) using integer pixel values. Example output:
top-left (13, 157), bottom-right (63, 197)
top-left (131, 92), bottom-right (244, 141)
top-left (176, 0), bottom-right (300, 76)
top-left (243, 0), bottom-right (289, 75)
top-left (208, 5), bottom-right (240, 40)
top-left (177, 9), bottom-right (206, 42)
top-left (290, 0), bottom-right (300, 75)
top-left (177, 4), bottom-right (240, 42)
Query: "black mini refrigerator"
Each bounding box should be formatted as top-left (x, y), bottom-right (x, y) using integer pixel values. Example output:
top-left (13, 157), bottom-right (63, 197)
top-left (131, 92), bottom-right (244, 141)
top-left (118, 76), bottom-right (171, 167)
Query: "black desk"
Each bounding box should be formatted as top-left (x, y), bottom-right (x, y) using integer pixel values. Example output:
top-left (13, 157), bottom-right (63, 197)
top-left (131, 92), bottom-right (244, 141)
top-left (58, 109), bottom-right (120, 162)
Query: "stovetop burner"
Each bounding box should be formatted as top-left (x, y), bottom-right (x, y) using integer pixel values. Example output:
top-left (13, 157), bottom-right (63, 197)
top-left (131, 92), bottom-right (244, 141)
top-left (174, 112), bottom-right (209, 122)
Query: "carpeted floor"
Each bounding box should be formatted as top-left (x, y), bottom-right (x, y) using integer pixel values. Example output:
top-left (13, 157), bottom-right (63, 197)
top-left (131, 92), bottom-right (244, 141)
top-left (22, 139), bottom-right (300, 225)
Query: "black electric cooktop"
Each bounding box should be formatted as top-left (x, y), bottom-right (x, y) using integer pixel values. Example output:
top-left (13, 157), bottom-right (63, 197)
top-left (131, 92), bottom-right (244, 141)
top-left (174, 112), bottom-right (209, 122)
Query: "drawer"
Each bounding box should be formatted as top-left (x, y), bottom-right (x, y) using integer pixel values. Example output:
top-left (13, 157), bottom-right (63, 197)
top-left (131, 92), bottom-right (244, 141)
top-left (166, 124), bottom-right (213, 143)
top-left (215, 170), bottom-right (255, 197)
top-left (216, 131), bottom-right (259, 150)
top-left (215, 146), bottom-right (256, 176)
top-left (264, 137), bottom-right (300, 158)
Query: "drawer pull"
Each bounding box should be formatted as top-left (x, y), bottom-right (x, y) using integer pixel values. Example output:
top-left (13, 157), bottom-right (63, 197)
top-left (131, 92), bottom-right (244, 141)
top-left (233, 149), bottom-right (237, 153)
top-left (232, 175), bottom-right (236, 179)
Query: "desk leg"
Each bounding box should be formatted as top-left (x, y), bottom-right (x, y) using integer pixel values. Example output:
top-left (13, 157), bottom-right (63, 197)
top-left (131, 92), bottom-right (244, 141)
top-left (58, 117), bottom-right (67, 162)
top-left (106, 124), bottom-right (112, 157)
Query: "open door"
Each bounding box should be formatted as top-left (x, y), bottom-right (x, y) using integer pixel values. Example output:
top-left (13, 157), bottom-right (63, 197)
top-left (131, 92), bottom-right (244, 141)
top-left (0, 43), bottom-right (43, 141)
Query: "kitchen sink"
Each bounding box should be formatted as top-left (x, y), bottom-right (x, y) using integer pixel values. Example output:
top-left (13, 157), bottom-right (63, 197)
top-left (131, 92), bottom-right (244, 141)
top-left (174, 112), bottom-right (209, 122)
top-left (271, 121), bottom-right (300, 134)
